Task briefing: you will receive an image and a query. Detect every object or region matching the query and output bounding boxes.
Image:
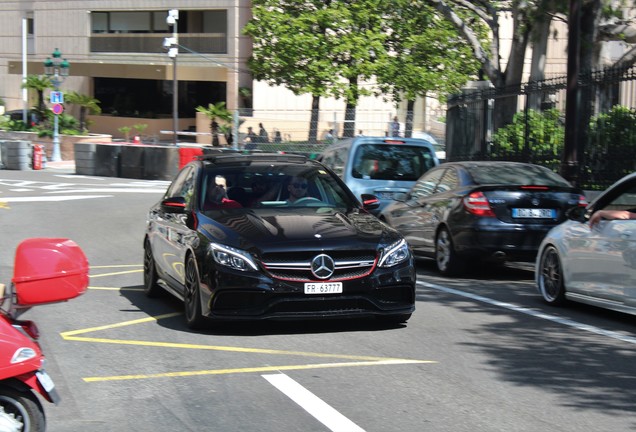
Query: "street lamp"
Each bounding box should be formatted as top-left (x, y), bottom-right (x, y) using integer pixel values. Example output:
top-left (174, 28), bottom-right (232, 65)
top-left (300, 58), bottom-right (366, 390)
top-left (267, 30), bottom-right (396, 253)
top-left (165, 9), bottom-right (179, 146)
top-left (43, 48), bottom-right (69, 162)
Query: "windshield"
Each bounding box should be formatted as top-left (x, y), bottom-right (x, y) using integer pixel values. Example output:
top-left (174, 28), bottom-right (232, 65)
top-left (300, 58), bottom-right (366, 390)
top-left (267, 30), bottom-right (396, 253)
top-left (350, 144), bottom-right (436, 181)
top-left (200, 163), bottom-right (357, 211)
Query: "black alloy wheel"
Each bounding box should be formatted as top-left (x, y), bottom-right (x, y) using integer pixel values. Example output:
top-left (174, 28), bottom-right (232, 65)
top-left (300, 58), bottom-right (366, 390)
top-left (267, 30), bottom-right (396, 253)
top-left (538, 246), bottom-right (566, 305)
top-left (184, 255), bottom-right (206, 329)
top-left (143, 240), bottom-right (162, 298)
top-left (435, 227), bottom-right (465, 276)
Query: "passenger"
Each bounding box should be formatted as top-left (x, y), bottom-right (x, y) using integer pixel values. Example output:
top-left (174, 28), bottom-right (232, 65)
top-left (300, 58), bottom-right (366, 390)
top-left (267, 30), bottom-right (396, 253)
top-left (287, 176), bottom-right (309, 203)
top-left (589, 209), bottom-right (636, 227)
top-left (248, 179), bottom-right (277, 206)
top-left (203, 176), bottom-right (242, 209)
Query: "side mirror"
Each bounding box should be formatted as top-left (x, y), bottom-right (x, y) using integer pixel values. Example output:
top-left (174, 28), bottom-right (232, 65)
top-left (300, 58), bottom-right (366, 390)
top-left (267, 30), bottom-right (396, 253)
top-left (161, 196), bottom-right (187, 213)
top-left (566, 206), bottom-right (587, 222)
top-left (360, 194), bottom-right (380, 211)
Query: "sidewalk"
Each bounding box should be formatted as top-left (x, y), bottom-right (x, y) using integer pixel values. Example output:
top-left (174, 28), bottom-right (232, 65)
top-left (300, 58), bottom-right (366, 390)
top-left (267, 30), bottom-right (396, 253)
top-left (44, 159), bottom-right (75, 171)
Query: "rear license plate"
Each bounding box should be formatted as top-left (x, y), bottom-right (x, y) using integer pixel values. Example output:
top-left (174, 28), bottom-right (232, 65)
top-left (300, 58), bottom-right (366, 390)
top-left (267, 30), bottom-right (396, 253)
top-left (512, 208), bottom-right (556, 218)
top-left (304, 282), bottom-right (343, 294)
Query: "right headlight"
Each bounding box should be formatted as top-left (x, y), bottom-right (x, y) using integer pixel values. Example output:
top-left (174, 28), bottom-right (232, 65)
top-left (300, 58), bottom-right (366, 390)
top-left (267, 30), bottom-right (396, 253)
top-left (378, 238), bottom-right (410, 268)
top-left (210, 243), bottom-right (258, 271)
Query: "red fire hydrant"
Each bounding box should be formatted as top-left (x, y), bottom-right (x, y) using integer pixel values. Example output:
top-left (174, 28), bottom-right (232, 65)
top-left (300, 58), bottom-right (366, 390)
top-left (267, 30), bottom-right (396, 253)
top-left (32, 144), bottom-right (43, 170)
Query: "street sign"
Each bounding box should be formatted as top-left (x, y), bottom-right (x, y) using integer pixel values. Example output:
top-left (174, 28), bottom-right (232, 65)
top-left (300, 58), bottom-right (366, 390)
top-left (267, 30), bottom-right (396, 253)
top-left (52, 103), bottom-right (64, 115)
top-left (50, 91), bottom-right (64, 104)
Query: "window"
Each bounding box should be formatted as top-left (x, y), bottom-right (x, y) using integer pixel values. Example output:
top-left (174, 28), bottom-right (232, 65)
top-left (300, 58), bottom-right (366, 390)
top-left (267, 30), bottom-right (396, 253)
top-left (410, 169), bottom-right (446, 200)
top-left (351, 144), bottom-right (435, 181)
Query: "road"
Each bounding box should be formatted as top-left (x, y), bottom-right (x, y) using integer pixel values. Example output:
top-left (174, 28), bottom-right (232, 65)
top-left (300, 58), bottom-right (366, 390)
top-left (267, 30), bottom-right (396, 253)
top-left (1, 167), bottom-right (635, 432)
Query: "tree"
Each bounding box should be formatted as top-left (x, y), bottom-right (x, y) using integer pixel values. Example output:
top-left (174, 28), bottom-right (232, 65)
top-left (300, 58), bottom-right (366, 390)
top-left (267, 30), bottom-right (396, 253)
top-left (243, 1), bottom-right (340, 141)
top-left (196, 102), bottom-right (233, 147)
top-left (378, 0), bottom-right (486, 136)
top-left (65, 91), bottom-right (101, 132)
top-left (22, 75), bottom-right (53, 123)
top-left (245, 0), bottom-right (388, 139)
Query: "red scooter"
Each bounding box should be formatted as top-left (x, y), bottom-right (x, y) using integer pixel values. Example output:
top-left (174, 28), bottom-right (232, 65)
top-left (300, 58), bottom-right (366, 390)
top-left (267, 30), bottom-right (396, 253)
top-left (0, 238), bottom-right (88, 432)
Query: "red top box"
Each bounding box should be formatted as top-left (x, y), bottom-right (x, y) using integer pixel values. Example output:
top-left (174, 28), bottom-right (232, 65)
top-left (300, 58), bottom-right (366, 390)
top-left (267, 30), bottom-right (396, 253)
top-left (11, 238), bottom-right (89, 306)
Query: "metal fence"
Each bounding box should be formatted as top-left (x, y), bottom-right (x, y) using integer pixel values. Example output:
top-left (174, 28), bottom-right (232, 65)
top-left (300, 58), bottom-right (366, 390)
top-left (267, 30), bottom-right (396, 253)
top-left (445, 65), bottom-right (636, 190)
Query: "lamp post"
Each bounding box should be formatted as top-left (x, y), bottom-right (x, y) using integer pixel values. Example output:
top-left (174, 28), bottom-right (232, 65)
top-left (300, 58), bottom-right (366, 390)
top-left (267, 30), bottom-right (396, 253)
top-left (165, 9), bottom-right (179, 146)
top-left (43, 48), bottom-right (69, 162)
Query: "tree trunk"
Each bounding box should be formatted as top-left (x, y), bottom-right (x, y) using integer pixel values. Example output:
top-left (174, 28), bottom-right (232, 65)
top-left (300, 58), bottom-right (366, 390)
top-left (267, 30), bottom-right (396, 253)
top-left (343, 76), bottom-right (359, 138)
top-left (493, 11), bottom-right (531, 131)
top-left (308, 95), bottom-right (320, 142)
top-left (528, 15), bottom-right (552, 111)
top-left (405, 100), bottom-right (415, 138)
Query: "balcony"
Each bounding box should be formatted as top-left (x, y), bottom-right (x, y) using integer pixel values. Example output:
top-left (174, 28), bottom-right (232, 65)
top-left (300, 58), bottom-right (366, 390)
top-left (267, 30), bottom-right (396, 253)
top-left (90, 33), bottom-right (227, 54)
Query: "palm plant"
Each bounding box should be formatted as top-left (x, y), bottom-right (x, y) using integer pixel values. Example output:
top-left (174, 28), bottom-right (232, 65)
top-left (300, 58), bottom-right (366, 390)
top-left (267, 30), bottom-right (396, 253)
top-left (22, 75), bottom-right (53, 123)
top-left (195, 102), bottom-right (232, 147)
top-left (65, 91), bottom-right (101, 132)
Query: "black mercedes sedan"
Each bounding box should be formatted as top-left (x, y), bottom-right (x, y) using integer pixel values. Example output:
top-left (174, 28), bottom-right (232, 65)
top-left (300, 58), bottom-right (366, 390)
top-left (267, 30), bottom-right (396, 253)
top-left (143, 152), bottom-right (415, 329)
top-left (379, 161), bottom-right (587, 276)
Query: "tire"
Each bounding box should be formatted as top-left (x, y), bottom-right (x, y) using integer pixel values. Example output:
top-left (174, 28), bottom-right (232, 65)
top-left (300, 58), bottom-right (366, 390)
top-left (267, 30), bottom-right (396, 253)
top-left (0, 385), bottom-right (46, 432)
top-left (143, 240), bottom-right (162, 298)
top-left (184, 255), bottom-right (207, 330)
top-left (435, 227), bottom-right (466, 276)
top-left (537, 245), bottom-right (566, 305)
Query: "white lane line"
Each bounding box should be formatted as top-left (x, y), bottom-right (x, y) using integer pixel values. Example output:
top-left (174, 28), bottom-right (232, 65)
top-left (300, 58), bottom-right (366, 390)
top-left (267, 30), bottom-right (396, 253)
top-left (263, 373), bottom-right (366, 432)
top-left (0, 195), bottom-right (111, 202)
top-left (418, 281), bottom-right (636, 345)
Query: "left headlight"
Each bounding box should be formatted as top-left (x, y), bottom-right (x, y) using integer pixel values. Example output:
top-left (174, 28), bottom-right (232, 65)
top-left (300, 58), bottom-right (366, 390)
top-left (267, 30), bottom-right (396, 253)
top-left (378, 238), bottom-right (410, 268)
top-left (210, 243), bottom-right (259, 271)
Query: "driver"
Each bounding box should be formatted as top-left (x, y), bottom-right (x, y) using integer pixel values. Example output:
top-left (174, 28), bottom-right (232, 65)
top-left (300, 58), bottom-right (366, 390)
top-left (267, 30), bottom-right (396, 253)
top-left (287, 176), bottom-right (309, 203)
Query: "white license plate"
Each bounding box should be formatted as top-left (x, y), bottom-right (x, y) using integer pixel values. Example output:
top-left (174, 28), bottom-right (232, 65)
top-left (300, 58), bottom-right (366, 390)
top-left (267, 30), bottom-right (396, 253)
top-left (36, 370), bottom-right (55, 392)
top-left (512, 208), bottom-right (556, 218)
top-left (304, 282), bottom-right (343, 294)
top-left (377, 192), bottom-right (395, 199)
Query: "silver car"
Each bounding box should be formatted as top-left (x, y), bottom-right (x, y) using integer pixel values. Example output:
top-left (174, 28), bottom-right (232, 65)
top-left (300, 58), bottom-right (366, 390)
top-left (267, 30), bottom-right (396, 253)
top-left (536, 172), bottom-right (636, 315)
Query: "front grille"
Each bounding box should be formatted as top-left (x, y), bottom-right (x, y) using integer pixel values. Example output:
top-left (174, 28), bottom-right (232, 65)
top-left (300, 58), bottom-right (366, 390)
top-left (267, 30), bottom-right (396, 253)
top-left (261, 250), bottom-right (377, 282)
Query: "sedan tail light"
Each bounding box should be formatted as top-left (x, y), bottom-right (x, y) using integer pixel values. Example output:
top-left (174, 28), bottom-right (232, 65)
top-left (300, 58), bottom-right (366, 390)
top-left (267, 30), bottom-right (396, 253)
top-left (463, 191), bottom-right (495, 217)
top-left (577, 194), bottom-right (588, 207)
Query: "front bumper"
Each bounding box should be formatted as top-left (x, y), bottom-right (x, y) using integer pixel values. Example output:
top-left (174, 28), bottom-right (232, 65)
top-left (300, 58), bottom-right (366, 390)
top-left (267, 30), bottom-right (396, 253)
top-left (203, 259), bottom-right (416, 320)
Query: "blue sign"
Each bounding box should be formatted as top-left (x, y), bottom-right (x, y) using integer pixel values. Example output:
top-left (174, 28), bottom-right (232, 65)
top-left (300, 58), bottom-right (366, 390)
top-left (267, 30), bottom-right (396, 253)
top-left (50, 91), bottom-right (64, 104)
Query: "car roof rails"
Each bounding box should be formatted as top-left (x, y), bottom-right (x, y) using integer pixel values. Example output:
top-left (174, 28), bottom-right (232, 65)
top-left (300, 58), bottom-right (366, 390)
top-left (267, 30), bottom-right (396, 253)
top-left (198, 152), bottom-right (308, 165)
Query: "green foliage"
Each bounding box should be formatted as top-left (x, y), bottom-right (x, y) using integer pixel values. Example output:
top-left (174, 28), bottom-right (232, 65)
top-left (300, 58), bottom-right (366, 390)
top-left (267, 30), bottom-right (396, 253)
top-left (133, 123), bottom-right (148, 135)
top-left (587, 105), bottom-right (636, 180)
top-left (65, 91), bottom-right (102, 132)
top-left (491, 109), bottom-right (564, 163)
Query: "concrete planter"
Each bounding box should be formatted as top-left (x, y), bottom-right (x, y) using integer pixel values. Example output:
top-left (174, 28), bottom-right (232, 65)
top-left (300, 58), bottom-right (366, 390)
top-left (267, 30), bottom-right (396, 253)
top-left (0, 131), bottom-right (112, 161)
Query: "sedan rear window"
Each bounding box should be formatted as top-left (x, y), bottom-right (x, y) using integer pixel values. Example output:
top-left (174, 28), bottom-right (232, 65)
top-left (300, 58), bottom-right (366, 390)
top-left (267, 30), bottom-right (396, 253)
top-left (351, 144), bottom-right (435, 181)
top-left (467, 164), bottom-right (572, 187)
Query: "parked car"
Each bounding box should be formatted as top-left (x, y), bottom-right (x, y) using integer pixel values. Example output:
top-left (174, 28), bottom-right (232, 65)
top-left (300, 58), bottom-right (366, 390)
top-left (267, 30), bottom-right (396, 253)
top-left (319, 136), bottom-right (439, 214)
top-left (143, 152), bottom-right (416, 329)
top-left (536, 172), bottom-right (636, 315)
top-left (379, 161), bottom-right (587, 276)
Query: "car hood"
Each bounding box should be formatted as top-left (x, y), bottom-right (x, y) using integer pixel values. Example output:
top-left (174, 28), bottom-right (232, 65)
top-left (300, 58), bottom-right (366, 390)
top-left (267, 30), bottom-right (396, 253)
top-left (199, 208), bottom-right (400, 253)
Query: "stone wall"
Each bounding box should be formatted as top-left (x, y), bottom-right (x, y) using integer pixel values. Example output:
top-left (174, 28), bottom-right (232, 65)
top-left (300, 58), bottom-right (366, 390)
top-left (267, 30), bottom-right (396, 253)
top-left (0, 131), bottom-right (112, 161)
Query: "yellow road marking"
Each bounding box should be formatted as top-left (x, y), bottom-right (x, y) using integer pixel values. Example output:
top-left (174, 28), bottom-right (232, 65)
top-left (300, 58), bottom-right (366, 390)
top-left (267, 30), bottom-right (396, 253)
top-left (83, 359), bottom-right (435, 382)
top-left (0, 202), bottom-right (9, 209)
top-left (89, 269), bottom-right (142, 278)
top-left (91, 265), bottom-right (143, 269)
top-left (61, 313), bottom-right (181, 336)
top-left (65, 265), bottom-right (437, 381)
top-left (88, 286), bottom-right (144, 291)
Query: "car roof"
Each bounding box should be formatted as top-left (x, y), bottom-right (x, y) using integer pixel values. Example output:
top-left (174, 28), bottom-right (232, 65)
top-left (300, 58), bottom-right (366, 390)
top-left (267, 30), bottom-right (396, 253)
top-left (198, 152), bottom-right (311, 167)
top-left (441, 161), bottom-right (543, 169)
top-left (324, 136), bottom-right (437, 149)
